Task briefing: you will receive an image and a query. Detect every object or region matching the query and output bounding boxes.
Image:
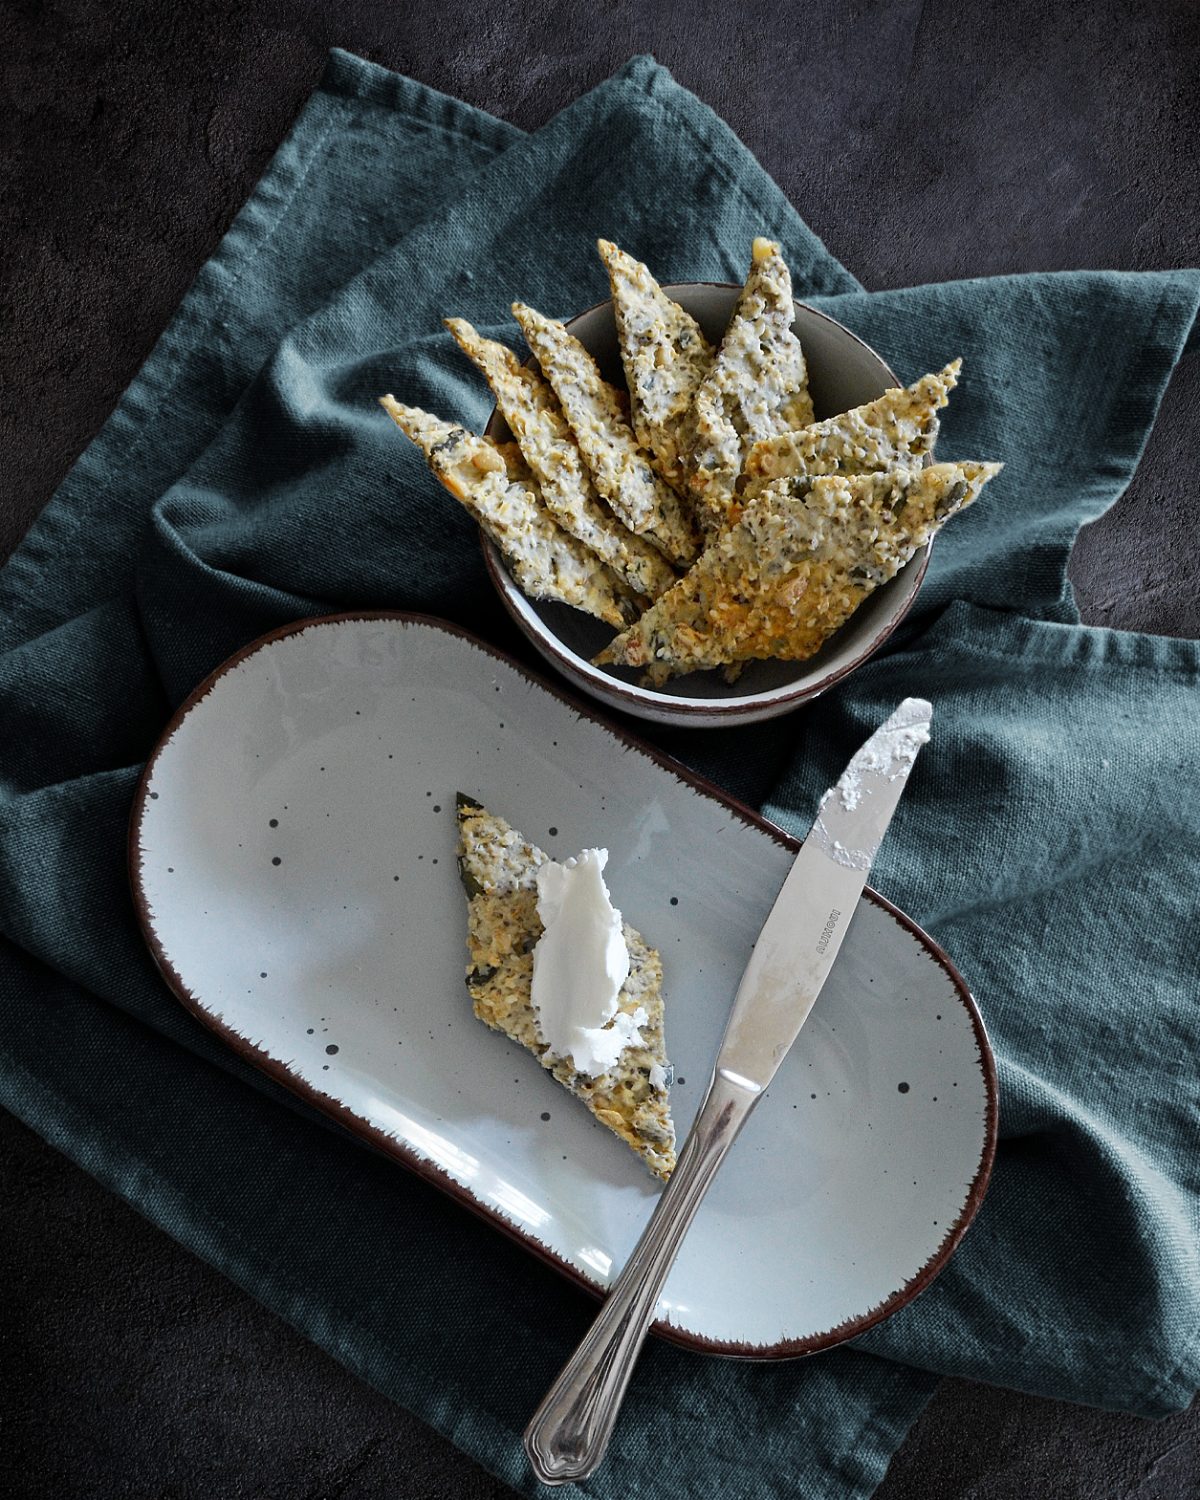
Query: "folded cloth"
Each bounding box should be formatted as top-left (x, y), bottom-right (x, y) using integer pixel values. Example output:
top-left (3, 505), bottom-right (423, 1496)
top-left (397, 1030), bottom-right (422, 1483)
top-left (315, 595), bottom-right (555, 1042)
top-left (2, 49), bottom-right (1198, 1499)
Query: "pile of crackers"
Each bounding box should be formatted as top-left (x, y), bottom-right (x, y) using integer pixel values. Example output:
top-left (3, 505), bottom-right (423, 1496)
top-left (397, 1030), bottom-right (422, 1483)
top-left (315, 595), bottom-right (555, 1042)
top-left (381, 239), bottom-right (1001, 685)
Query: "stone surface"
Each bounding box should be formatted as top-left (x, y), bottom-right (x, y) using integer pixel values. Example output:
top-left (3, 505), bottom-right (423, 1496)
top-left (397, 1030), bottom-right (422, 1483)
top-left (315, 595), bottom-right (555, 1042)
top-left (3, 1110), bottom-right (1199, 1500)
top-left (2, 1), bottom-right (1198, 1495)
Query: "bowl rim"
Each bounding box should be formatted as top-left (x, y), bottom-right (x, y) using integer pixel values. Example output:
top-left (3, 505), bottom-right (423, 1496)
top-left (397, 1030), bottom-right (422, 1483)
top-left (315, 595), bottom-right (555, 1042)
top-left (482, 285), bottom-right (931, 720)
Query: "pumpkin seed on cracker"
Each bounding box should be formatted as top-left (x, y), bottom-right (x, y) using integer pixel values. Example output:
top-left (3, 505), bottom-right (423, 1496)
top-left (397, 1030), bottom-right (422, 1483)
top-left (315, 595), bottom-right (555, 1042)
top-left (380, 397), bottom-right (636, 629)
top-left (597, 461), bottom-right (1002, 682)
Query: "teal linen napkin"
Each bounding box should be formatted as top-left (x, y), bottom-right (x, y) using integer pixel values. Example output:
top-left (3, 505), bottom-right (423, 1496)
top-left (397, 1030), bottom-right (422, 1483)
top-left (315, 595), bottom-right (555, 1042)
top-left (2, 49), bottom-right (1198, 1498)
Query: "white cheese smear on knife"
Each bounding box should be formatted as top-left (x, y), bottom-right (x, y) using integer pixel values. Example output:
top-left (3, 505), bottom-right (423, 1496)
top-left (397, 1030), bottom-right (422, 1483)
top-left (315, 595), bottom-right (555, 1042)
top-left (530, 848), bottom-right (644, 1078)
top-left (832, 696), bottom-right (933, 812)
top-left (812, 697), bottom-right (933, 871)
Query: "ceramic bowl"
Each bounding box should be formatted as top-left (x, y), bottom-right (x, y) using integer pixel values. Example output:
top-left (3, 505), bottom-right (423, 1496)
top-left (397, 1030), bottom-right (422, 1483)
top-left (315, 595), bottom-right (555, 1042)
top-left (483, 286), bottom-right (928, 727)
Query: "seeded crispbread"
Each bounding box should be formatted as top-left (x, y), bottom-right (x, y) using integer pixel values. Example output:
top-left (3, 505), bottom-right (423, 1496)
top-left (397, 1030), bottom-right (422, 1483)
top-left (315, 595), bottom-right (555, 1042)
top-left (380, 397), bottom-right (636, 629)
top-left (444, 318), bottom-right (677, 601)
top-left (686, 238), bottom-right (814, 537)
top-left (739, 361), bottom-right (962, 511)
top-left (597, 238), bottom-right (713, 496)
top-left (456, 794), bottom-right (677, 1181)
top-left (512, 301), bottom-right (701, 569)
top-left (597, 461), bottom-right (1001, 682)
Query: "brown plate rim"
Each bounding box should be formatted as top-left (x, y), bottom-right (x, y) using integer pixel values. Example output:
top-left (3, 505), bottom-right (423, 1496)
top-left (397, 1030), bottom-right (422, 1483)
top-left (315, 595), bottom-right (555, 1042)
top-left (127, 609), bottom-right (998, 1361)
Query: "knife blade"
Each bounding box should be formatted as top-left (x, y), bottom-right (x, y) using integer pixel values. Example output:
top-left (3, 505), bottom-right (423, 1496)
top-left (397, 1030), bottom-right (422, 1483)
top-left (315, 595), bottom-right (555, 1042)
top-left (716, 694), bottom-right (933, 1094)
top-left (524, 696), bottom-right (932, 1486)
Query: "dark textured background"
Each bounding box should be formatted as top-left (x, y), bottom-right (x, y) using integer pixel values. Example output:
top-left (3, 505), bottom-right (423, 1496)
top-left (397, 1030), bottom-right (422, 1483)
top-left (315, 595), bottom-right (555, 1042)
top-left (2, 2), bottom-right (1198, 1496)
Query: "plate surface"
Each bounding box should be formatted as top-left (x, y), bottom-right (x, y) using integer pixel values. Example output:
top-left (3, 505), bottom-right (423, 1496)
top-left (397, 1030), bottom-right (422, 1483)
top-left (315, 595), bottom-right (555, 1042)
top-left (130, 613), bottom-right (996, 1356)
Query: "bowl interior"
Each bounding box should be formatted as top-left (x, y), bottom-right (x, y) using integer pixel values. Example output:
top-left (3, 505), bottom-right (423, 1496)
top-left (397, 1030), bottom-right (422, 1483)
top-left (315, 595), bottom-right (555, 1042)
top-left (485, 285), bottom-right (926, 713)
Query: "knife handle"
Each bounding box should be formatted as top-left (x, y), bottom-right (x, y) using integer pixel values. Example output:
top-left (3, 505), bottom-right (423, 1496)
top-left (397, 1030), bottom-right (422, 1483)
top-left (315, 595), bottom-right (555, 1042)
top-left (523, 1068), bottom-right (760, 1486)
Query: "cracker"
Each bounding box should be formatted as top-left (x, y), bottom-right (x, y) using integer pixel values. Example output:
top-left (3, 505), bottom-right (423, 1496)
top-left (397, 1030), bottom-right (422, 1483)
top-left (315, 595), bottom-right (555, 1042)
top-left (596, 461), bottom-right (1002, 681)
top-left (687, 238), bottom-right (814, 537)
top-left (511, 302), bottom-right (701, 568)
top-left (380, 397), bottom-right (635, 629)
top-left (740, 360), bottom-right (962, 509)
top-left (597, 238), bottom-right (713, 494)
top-left (457, 794), bottom-right (677, 1181)
top-left (444, 318), bottom-right (677, 600)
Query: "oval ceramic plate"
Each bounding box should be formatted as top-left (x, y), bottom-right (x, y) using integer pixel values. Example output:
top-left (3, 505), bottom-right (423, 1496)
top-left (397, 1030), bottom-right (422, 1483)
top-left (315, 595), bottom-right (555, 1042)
top-left (130, 613), bottom-right (996, 1357)
top-left (483, 287), bottom-right (931, 727)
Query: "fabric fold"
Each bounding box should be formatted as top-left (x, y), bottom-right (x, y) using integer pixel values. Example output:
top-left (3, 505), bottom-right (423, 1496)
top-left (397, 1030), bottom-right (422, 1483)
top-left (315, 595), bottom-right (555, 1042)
top-left (809, 272), bottom-right (1200, 623)
top-left (766, 602), bottom-right (1200, 1411)
top-left (2, 48), bottom-right (1199, 1500)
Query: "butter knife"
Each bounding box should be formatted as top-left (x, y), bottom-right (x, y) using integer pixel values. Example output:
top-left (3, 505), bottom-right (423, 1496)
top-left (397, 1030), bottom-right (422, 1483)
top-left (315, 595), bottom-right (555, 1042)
top-left (524, 697), bottom-right (933, 1485)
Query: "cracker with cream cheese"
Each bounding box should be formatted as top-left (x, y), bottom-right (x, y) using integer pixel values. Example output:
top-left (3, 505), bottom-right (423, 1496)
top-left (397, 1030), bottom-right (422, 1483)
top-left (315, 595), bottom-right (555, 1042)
top-left (456, 794), bottom-right (677, 1180)
top-left (512, 302), bottom-right (701, 569)
top-left (444, 318), bottom-right (677, 601)
top-left (687, 238), bottom-right (815, 538)
top-left (380, 397), bottom-right (636, 629)
top-left (597, 239), bottom-right (714, 495)
top-left (739, 361), bottom-right (962, 510)
top-left (597, 461), bottom-right (1002, 682)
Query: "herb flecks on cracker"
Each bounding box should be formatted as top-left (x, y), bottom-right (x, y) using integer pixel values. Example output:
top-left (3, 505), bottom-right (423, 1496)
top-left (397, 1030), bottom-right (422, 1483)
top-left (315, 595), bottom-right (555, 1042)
top-left (512, 301), bottom-right (701, 569)
top-left (597, 461), bottom-right (1002, 682)
top-left (456, 797), bottom-right (677, 1181)
top-left (380, 397), bottom-right (636, 629)
top-left (444, 318), bottom-right (677, 601)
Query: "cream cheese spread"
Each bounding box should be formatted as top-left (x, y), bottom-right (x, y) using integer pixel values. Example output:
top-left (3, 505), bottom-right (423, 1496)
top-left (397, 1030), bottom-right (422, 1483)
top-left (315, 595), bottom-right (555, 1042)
top-left (812, 697), bottom-right (933, 870)
top-left (530, 847), bottom-right (641, 1078)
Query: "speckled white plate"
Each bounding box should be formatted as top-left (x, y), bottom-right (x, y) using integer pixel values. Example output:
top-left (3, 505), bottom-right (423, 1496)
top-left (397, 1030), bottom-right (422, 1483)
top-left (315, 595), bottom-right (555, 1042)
top-left (130, 613), bottom-right (996, 1357)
